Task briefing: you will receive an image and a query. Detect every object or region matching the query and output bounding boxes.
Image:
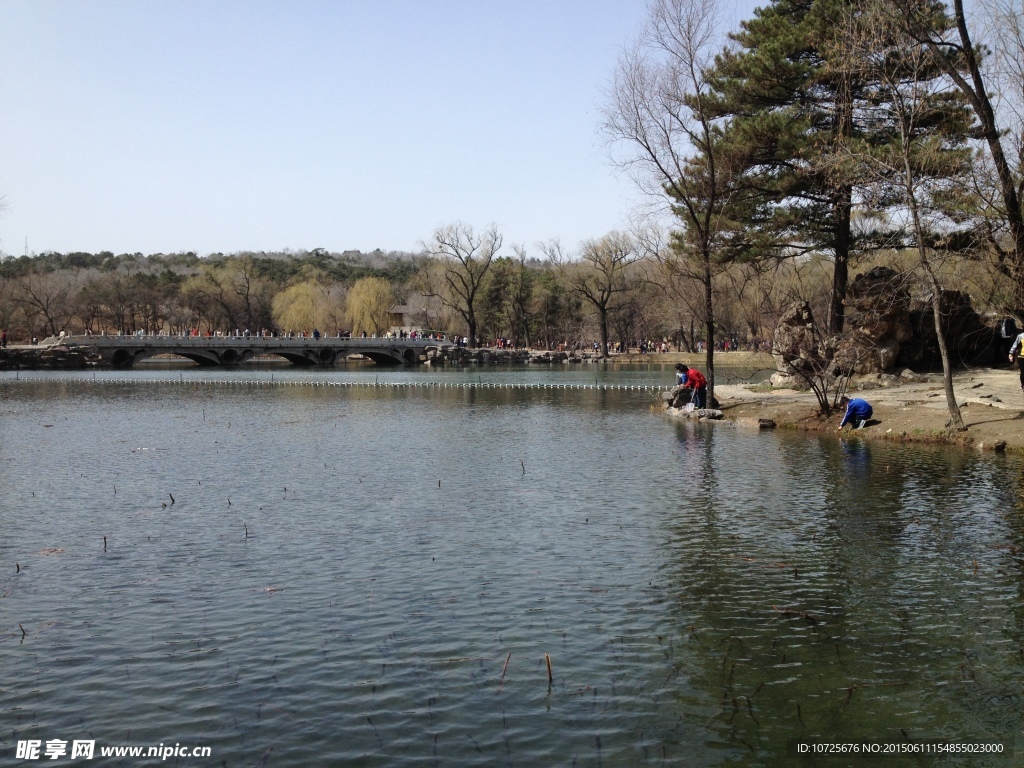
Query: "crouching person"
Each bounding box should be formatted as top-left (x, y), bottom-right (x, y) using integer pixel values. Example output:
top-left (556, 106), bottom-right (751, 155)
top-left (837, 396), bottom-right (872, 431)
top-left (675, 364), bottom-right (707, 409)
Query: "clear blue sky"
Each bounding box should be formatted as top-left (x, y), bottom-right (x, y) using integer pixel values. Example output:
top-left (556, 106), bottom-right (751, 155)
top-left (0, 0), bottom-right (759, 258)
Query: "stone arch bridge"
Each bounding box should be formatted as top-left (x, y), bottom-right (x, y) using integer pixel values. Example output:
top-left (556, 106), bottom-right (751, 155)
top-left (45, 335), bottom-right (453, 368)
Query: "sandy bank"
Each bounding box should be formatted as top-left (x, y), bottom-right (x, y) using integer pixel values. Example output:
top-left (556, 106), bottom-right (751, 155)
top-left (700, 366), bottom-right (1024, 453)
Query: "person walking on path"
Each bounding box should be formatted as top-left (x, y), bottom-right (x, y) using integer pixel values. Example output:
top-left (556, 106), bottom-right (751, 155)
top-left (995, 318), bottom-right (1019, 366)
top-left (1009, 330), bottom-right (1024, 392)
top-left (837, 396), bottom-right (873, 430)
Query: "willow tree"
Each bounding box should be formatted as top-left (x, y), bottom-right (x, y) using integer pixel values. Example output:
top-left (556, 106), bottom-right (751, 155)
top-left (345, 276), bottom-right (396, 336)
top-left (605, 0), bottom-right (752, 401)
top-left (271, 277), bottom-right (345, 333)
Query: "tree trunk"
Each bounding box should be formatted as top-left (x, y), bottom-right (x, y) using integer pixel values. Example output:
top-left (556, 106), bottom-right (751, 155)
top-left (703, 251), bottom-right (715, 404)
top-left (598, 306), bottom-right (610, 357)
top-left (908, 191), bottom-right (963, 430)
top-left (923, 263), bottom-right (964, 430)
top-left (827, 185), bottom-right (853, 334)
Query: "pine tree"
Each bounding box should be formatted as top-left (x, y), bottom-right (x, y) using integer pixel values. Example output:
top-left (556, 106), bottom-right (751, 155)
top-left (709, 0), bottom-right (872, 333)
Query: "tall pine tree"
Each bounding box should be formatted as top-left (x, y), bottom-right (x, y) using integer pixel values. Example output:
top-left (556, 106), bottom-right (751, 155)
top-left (709, 0), bottom-right (870, 333)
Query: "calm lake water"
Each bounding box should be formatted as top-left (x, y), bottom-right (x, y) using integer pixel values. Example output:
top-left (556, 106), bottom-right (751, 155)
top-left (1, 366), bottom-right (1022, 766)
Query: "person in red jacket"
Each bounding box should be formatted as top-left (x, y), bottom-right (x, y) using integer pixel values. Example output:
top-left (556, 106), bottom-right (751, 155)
top-left (675, 365), bottom-right (707, 409)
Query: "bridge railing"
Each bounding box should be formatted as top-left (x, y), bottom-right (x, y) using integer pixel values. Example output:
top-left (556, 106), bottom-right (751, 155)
top-left (45, 334), bottom-right (453, 349)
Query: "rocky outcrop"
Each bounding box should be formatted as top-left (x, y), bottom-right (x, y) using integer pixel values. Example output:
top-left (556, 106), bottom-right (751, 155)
top-left (905, 289), bottom-right (990, 369)
top-left (0, 345), bottom-right (101, 370)
top-left (771, 302), bottom-right (839, 384)
top-left (661, 387), bottom-right (692, 408)
top-left (661, 386), bottom-right (721, 412)
top-left (771, 267), bottom-right (993, 377)
top-left (665, 405), bottom-right (725, 420)
top-left (835, 266), bottom-right (915, 373)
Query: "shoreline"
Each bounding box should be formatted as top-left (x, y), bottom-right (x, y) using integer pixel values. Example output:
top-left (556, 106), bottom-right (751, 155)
top-left (697, 366), bottom-right (1024, 454)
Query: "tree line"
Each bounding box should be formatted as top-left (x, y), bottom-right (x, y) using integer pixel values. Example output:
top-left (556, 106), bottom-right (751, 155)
top-left (0, 230), bottom-right (1000, 361)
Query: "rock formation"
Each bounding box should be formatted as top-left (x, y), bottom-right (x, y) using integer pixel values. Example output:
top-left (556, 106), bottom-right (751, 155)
top-left (0, 344), bottom-right (102, 370)
top-left (772, 267), bottom-right (993, 377)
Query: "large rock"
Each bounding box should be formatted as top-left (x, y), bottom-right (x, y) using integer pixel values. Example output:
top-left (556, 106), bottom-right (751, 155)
top-left (0, 345), bottom-right (101, 370)
top-left (833, 267), bottom-right (914, 374)
top-left (904, 289), bottom-right (990, 369)
top-left (771, 301), bottom-right (818, 373)
top-left (771, 267), bottom-right (992, 376)
top-left (665, 385), bottom-right (694, 409)
top-left (771, 301), bottom-right (843, 381)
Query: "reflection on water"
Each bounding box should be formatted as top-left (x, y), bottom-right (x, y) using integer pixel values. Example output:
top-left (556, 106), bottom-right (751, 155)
top-left (0, 372), bottom-right (1021, 765)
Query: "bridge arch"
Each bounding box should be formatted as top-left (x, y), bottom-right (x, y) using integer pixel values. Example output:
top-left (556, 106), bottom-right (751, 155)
top-left (111, 349), bottom-right (135, 368)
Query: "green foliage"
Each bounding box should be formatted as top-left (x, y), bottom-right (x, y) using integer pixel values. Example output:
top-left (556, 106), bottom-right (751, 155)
top-left (344, 276), bottom-right (395, 336)
top-left (708, 0), bottom-right (884, 331)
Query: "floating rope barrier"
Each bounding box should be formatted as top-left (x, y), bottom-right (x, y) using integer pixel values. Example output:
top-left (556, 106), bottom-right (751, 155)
top-left (0, 375), bottom-right (672, 393)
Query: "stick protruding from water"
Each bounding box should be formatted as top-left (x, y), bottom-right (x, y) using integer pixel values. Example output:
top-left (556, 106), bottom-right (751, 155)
top-left (501, 652), bottom-right (511, 681)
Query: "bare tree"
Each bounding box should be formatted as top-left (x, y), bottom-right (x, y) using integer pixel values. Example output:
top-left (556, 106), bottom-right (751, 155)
top-left (900, 0), bottom-right (1024, 313)
top-left (635, 224), bottom-right (708, 352)
top-left (14, 271), bottom-right (77, 338)
top-left (604, 0), bottom-right (749, 402)
top-left (833, 0), bottom-right (972, 430)
top-left (425, 223), bottom-right (501, 347)
top-left (547, 232), bottom-right (638, 356)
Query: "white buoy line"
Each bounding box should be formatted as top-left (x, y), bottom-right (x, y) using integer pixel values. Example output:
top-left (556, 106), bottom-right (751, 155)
top-left (0, 375), bottom-right (669, 392)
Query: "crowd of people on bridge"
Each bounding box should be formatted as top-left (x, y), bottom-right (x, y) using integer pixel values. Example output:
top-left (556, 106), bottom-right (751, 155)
top-left (7, 324), bottom-right (776, 355)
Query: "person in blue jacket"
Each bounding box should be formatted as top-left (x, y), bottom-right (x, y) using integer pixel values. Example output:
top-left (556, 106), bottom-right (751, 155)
top-left (837, 396), bottom-right (873, 430)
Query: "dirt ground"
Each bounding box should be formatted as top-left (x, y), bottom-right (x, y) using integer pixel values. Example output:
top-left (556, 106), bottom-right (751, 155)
top-left (709, 365), bottom-right (1024, 453)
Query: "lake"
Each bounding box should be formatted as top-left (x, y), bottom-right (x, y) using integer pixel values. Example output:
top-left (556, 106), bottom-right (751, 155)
top-left (1, 366), bottom-right (1021, 766)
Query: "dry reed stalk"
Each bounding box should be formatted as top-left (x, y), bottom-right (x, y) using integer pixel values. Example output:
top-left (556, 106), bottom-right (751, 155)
top-left (501, 652), bottom-right (511, 680)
